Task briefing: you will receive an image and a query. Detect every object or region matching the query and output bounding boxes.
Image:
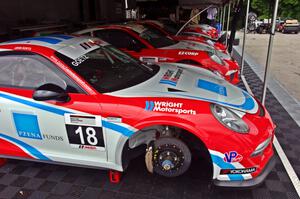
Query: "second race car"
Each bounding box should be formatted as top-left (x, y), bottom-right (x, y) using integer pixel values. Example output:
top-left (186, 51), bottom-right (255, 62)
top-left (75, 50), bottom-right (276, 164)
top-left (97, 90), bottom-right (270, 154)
top-left (75, 24), bottom-right (240, 84)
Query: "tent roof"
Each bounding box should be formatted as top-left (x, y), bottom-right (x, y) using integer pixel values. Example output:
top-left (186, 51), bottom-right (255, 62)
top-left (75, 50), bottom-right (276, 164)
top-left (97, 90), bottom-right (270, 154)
top-left (178, 0), bottom-right (229, 8)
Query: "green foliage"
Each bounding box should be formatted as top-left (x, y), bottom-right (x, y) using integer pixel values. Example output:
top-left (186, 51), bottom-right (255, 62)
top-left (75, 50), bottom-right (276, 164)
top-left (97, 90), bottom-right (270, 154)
top-left (251, 0), bottom-right (300, 20)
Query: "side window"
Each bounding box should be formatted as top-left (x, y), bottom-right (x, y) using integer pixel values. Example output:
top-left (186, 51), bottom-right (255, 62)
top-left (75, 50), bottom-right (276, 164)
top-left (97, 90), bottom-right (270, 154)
top-left (95, 29), bottom-right (147, 51)
top-left (0, 53), bottom-right (81, 93)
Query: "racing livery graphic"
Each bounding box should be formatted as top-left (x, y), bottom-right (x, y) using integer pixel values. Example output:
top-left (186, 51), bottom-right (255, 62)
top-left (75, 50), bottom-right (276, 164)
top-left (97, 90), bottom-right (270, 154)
top-left (0, 35), bottom-right (275, 187)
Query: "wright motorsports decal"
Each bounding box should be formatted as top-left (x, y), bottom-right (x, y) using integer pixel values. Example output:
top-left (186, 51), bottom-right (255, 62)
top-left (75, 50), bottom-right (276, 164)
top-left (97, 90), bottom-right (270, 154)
top-left (145, 101), bottom-right (196, 115)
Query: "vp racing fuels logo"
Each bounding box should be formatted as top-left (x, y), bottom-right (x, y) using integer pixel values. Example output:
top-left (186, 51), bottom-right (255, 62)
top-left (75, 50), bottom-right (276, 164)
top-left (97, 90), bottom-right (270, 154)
top-left (223, 151), bottom-right (243, 163)
top-left (159, 68), bottom-right (183, 86)
top-left (145, 101), bottom-right (196, 115)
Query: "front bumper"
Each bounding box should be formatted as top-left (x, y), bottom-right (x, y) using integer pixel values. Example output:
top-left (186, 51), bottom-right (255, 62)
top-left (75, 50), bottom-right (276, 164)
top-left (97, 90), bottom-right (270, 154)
top-left (213, 155), bottom-right (275, 187)
top-left (284, 26), bottom-right (299, 32)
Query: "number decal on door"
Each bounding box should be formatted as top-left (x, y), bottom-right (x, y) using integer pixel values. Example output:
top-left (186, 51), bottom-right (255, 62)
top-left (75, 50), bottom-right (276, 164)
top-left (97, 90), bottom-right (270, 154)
top-left (66, 125), bottom-right (104, 150)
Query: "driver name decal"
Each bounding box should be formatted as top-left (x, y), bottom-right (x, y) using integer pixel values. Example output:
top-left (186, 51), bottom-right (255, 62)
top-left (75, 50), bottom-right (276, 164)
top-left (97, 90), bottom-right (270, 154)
top-left (145, 101), bottom-right (196, 115)
top-left (159, 68), bottom-right (183, 86)
top-left (72, 55), bottom-right (89, 66)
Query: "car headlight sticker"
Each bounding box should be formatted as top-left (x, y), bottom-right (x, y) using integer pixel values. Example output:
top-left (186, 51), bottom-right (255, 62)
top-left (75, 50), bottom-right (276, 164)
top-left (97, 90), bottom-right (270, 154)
top-left (211, 104), bottom-right (249, 133)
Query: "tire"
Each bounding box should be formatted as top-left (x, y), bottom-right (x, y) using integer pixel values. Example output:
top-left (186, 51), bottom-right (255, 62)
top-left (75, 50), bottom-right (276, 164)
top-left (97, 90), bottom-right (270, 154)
top-left (153, 137), bottom-right (192, 177)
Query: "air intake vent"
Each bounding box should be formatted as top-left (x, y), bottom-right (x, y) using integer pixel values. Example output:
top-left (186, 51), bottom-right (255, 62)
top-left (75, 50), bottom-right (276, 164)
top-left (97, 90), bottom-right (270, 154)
top-left (167, 88), bottom-right (185, 92)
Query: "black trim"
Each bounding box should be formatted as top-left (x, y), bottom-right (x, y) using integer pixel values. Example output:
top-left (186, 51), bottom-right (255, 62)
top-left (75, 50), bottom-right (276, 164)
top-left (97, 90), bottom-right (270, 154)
top-left (213, 155), bottom-right (276, 187)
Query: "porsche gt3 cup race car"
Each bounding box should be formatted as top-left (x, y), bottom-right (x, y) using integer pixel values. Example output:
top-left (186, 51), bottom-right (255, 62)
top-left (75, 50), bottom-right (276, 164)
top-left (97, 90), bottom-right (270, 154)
top-left (0, 35), bottom-right (275, 187)
top-left (75, 24), bottom-right (240, 84)
top-left (134, 20), bottom-right (228, 53)
top-left (182, 24), bottom-right (220, 41)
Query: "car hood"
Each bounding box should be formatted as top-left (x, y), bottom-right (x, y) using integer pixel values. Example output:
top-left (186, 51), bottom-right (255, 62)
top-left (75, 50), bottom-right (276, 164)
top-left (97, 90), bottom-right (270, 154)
top-left (108, 63), bottom-right (258, 114)
top-left (160, 41), bottom-right (213, 52)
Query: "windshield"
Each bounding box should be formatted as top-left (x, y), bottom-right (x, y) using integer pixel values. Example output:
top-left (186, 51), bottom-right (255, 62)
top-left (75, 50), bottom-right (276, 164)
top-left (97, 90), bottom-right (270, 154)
top-left (56, 45), bottom-right (159, 93)
top-left (139, 27), bottom-right (177, 48)
top-left (159, 21), bottom-right (180, 35)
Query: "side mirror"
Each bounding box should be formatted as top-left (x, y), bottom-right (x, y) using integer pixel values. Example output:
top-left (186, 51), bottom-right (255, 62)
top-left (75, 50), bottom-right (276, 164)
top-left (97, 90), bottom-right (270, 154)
top-left (33, 83), bottom-right (70, 102)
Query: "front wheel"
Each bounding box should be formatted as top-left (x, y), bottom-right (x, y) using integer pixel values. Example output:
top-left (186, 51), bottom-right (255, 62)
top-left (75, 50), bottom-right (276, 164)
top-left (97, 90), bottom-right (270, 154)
top-left (152, 137), bottom-right (192, 177)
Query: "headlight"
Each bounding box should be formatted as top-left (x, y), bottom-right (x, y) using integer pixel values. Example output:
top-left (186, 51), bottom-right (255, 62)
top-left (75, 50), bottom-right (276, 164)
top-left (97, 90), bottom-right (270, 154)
top-left (206, 39), bottom-right (215, 46)
top-left (216, 51), bottom-right (232, 60)
top-left (211, 104), bottom-right (249, 133)
top-left (251, 137), bottom-right (272, 157)
top-left (225, 70), bottom-right (237, 76)
top-left (209, 52), bottom-right (225, 65)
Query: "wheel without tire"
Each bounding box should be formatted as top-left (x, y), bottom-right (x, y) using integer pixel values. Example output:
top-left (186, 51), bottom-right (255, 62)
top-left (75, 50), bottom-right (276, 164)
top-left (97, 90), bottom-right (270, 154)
top-left (153, 137), bottom-right (191, 177)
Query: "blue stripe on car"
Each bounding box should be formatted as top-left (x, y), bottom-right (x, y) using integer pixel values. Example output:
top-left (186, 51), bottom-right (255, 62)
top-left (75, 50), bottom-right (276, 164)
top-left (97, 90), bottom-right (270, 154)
top-left (159, 80), bottom-right (177, 86)
top-left (197, 79), bottom-right (227, 96)
top-left (49, 35), bottom-right (74, 40)
top-left (0, 133), bottom-right (51, 161)
top-left (0, 93), bottom-right (71, 116)
top-left (165, 91), bottom-right (255, 111)
top-left (210, 154), bottom-right (244, 181)
top-left (9, 37), bottom-right (63, 44)
top-left (0, 93), bottom-right (134, 137)
top-left (102, 121), bottom-right (134, 137)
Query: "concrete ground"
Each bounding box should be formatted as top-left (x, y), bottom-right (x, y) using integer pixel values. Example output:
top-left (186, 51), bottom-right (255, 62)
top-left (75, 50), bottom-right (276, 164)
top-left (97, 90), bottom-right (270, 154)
top-left (236, 31), bottom-right (300, 102)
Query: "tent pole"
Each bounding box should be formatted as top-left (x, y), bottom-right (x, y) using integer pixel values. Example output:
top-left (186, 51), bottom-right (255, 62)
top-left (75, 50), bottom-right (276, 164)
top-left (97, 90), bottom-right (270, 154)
top-left (175, 5), bottom-right (212, 36)
top-left (220, 6), bottom-right (223, 30)
top-left (225, 1), bottom-right (231, 46)
top-left (241, 0), bottom-right (251, 75)
top-left (261, 0), bottom-right (280, 105)
top-left (222, 5), bottom-right (226, 31)
top-left (125, 0), bottom-right (128, 9)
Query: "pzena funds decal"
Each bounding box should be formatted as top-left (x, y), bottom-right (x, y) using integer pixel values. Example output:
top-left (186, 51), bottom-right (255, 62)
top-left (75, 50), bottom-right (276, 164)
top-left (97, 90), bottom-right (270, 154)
top-left (145, 101), bottom-right (196, 115)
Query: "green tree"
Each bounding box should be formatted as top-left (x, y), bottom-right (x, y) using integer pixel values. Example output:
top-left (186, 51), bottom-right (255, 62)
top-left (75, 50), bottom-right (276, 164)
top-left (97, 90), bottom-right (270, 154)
top-left (251, 0), bottom-right (300, 20)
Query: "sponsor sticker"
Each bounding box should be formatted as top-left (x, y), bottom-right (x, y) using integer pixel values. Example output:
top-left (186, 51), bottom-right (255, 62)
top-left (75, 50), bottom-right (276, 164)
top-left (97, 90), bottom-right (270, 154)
top-left (140, 57), bottom-right (158, 63)
top-left (13, 112), bottom-right (65, 142)
top-left (220, 167), bottom-right (257, 175)
top-left (43, 134), bottom-right (64, 142)
top-left (223, 151), bottom-right (243, 163)
top-left (72, 55), bottom-right (89, 66)
top-left (14, 46), bottom-right (32, 51)
top-left (13, 113), bottom-right (42, 140)
top-left (65, 114), bottom-right (105, 151)
top-left (145, 101), bottom-right (196, 115)
top-left (178, 51), bottom-right (199, 56)
top-left (159, 68), bottom-right (183, 86)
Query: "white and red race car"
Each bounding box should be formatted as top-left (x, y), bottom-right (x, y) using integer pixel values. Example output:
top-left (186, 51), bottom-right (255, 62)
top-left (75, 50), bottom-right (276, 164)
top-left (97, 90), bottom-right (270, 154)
top-left (0, 35), bottom-right (275, 187)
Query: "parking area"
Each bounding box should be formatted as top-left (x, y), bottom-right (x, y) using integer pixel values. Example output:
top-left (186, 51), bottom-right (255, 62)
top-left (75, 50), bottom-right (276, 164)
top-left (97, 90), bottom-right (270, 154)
top-left (237, 31), bottom-right (300, 102)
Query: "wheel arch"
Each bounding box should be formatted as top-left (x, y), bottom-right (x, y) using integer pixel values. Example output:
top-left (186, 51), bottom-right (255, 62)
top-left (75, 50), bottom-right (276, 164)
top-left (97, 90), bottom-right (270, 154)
top-left (121, 117), bottom-right (214, 178)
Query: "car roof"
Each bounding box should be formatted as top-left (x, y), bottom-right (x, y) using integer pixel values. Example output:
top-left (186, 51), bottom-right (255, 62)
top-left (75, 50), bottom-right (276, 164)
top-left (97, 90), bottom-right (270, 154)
top-left (76, 24), bottom-right (147, 35)
top-left (0, 34), bottom-right (109, 59)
